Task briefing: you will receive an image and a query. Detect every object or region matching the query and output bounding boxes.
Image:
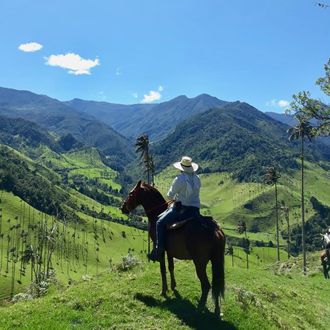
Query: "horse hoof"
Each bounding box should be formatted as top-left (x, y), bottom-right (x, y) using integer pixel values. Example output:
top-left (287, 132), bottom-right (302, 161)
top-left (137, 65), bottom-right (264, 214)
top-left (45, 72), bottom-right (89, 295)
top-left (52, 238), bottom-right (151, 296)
top-left (197, 304), bottom-right (207, 313)
top-left (160, 291), bottom-right (168, 297)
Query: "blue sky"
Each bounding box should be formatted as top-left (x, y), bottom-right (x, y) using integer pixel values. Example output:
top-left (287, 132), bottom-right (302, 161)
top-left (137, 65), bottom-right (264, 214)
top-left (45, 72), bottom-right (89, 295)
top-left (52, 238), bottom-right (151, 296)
top-left (1, 0), bottom-right (329, 112)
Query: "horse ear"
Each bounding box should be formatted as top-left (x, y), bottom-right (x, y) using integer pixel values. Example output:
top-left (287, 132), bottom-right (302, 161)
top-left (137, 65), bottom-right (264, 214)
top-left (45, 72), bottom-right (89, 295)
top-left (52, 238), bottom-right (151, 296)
top-left (137, 180), bottom-right (142, 186)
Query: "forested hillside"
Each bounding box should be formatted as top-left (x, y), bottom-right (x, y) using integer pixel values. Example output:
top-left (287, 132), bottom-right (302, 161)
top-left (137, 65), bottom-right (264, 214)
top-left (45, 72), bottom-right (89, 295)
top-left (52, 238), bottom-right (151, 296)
top-left (154, 101), bottom-right (330, 181)
top-left (0, 87), bottom-right (134, 168)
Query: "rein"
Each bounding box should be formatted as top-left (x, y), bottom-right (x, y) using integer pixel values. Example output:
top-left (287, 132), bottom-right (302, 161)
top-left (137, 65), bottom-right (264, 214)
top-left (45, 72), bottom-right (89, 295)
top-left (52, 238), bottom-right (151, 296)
top-left (145, 200), bottom-right (174, 216)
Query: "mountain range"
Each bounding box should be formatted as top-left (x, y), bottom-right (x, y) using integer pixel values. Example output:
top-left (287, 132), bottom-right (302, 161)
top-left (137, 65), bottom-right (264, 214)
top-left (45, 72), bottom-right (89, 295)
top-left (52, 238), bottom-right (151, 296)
top-left (66, 94), bottom-right (227, 141)
top-left (154, 101), bottom-right (330, 181)
top-left (0, 87), bottom-right (134, 167)
top-left (1, 86), bottom-right (330, 180)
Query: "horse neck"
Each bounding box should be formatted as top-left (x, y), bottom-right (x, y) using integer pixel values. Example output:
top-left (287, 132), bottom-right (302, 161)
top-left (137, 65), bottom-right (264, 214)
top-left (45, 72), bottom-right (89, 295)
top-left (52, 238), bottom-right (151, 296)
top-left (140, 187), bottom-right (167, 222)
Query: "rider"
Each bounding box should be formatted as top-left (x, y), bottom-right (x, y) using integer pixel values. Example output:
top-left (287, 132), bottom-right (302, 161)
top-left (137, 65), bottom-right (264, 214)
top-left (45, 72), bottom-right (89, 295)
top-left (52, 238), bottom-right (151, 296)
top-left (325, 228), bottom-right (330, 249)
top-left (323, 228), bottom-right (330, 261)
top-left (148, 156), bottom-right (201, 262)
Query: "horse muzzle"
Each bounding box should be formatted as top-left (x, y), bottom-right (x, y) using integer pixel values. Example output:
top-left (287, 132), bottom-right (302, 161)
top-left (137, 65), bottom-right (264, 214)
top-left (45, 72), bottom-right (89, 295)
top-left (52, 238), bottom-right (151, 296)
top-left (120, 203), bottom-right (130, 215)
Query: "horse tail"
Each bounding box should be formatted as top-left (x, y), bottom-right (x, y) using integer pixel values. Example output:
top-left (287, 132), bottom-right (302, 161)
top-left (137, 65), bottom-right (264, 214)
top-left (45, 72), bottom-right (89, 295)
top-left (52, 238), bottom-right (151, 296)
top-left (211, 228), bottom-right (226, 301)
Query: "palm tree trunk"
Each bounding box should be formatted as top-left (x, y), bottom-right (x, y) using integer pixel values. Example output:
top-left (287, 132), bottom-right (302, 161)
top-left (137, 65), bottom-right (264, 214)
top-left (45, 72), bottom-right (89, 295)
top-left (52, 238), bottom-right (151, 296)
top-left (287, 210), bottom-right (291, 260)
top-left (275, 182), bottom-right (280, 262)
top-left (301, 136), bottom-right (307, 274)
top-left (245, 231), bottom-right (249, 269)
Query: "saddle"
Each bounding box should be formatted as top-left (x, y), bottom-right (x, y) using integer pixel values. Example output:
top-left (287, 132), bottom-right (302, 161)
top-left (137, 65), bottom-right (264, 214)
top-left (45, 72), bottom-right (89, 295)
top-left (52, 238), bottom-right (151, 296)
top-left (168, 215), bottom-right (220, 231)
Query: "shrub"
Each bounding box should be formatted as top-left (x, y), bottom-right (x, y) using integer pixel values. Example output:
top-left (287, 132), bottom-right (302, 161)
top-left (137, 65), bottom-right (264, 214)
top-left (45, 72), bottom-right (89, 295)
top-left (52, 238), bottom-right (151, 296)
top-left (116, 253), bottom-right (140, 271)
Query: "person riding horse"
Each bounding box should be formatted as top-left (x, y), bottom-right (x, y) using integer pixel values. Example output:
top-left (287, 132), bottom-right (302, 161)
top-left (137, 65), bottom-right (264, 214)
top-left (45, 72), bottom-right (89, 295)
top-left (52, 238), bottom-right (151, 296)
top-left (323, 228), bottom-right (330, 261)
top-left (148, 156), bottom-right (201, 262)
top-left (321, 228), bottom-right (330, 279)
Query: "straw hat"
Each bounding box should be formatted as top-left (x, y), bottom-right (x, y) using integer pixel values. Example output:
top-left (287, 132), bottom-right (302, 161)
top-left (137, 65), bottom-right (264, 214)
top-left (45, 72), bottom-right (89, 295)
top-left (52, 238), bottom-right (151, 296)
top-left (173, 156), bottom-right (198, 173)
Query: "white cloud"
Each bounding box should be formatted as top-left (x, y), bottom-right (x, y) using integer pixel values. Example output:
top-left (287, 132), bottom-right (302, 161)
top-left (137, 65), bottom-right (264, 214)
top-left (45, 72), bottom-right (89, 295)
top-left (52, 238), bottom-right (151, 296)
top-left (18, 42), bottom-right (43, 52)
top-left (278, 100), bottom-right (290, 108)
top-left (141, 86), bottom-right (164, 103)
top-left (266, 99), bottom-right (290, 109)
top-left (141, 90), bottom-right (161, 103)
top-left (45, 53), bottom-right (100, 75)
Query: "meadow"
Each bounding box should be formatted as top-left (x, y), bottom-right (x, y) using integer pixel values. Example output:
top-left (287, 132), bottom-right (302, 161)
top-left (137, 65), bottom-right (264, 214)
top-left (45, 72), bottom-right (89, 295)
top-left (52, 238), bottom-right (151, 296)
top-left (0, 250), bottom-right (328, 329)
top-left (0, 144), bottom-right (329, 330)
top-left (0, 190), bottom-right (146, 302)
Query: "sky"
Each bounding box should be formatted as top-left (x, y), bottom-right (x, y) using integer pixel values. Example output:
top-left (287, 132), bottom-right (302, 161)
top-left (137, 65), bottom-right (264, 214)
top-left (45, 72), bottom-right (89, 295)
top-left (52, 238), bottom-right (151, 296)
top-left (0, 0), bottom-right (329, 112)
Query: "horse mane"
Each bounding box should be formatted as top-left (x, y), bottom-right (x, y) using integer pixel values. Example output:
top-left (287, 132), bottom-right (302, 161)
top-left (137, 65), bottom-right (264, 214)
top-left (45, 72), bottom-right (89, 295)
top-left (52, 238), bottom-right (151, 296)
top-left (141, 182), bottom-right (166, 202)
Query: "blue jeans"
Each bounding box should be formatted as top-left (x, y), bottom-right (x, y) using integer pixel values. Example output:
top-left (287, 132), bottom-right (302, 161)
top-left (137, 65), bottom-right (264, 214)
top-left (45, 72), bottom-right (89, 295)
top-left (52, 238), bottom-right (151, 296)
top-left (156, 204), bottom-right (199, 250)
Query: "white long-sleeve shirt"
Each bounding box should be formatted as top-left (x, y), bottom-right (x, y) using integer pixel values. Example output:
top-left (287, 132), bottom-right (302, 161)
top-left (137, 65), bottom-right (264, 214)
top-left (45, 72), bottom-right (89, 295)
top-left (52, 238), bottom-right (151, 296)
top-left (167, 172), bottom-right (201, 208)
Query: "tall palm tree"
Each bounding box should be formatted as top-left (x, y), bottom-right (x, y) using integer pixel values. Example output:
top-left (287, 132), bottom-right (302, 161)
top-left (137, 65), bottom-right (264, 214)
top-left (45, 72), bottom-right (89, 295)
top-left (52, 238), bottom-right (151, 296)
top-left (288, 115), bottom-right (314, 274)
top-left (135, 134), bottom-right (153, 255)
top-left (280, 201), bottom-right (291, 260)
top-left (264, 165), bottom-right (281, 262)
top-left (237, 221), bottom-right (249, 269)
top-left (147, 155), bottom-right (155, 186)
top-left (135, 134), bottom-right (151, 184)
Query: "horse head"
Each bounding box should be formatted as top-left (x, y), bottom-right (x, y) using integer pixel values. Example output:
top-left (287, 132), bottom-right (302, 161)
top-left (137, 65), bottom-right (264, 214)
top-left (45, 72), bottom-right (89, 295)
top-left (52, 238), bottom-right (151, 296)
top-left (121, 180), bottom-right (143, 214)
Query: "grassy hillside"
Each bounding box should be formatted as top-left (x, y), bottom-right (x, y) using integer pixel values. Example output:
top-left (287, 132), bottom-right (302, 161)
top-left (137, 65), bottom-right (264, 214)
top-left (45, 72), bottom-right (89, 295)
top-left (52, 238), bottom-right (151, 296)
top-left (0, 87), bottom-right (135, 168)
top-left (39, 147), bottom-right (121, 192)
top-left (154, 161), bottom-right (330, 249)
top-left (0, 190), bottom-right (146, 302)
top-left (153, 102), bottom-right (330, 182)
top-left (0, 251), bottom-right (328, 329)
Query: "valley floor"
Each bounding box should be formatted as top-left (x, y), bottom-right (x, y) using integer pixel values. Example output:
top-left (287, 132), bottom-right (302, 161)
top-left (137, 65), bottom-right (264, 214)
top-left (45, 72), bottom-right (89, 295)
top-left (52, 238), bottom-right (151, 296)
top-left (0, 254), bottom-right (329, 330)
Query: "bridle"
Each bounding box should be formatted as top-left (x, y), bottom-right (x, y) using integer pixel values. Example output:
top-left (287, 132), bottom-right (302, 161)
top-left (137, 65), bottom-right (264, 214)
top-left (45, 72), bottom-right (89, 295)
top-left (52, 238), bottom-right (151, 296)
top-left (122, 184), bottom-right (173, 216)
top-left (144, 200), bottom-right (173, 215)
top-left (122, 188), bottom-right (140, 213)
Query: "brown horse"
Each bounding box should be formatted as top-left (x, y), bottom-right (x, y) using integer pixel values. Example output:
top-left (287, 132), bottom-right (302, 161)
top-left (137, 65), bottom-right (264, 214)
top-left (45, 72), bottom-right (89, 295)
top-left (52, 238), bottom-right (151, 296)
top-left (321, 234), bottom-right (330, 279)
top-left (121, 180), bottom-right (226, 316)
top-left (321, 251), bottom-right (330, 279)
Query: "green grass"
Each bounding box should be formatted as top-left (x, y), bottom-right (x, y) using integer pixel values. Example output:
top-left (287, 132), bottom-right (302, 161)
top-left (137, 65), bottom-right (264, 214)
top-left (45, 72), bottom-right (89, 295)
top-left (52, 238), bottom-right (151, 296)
top-left (39, 147), bottom-right (121, 192)
top-left (0, 251), bottom-right (328, 329)
top-left (154, 162), bottom-right (330, 244)
top-left (0, 190), bottom-right (146, 301)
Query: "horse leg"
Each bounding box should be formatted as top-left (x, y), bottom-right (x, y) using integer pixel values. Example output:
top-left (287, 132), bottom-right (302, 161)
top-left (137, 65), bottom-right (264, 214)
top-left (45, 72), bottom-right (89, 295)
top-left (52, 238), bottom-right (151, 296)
top-left (326, 264), bottom-right (330, 279)
top-left (167, 255), bottom-right (176, 291)
top-left (159, 255), bottom-right (168, 296)
top-left (211, 252), bottom-right (225, 318)
top-left (321, 254), bottom-right (328, 279)
top-left (193, 259), bottom-right (210, 311)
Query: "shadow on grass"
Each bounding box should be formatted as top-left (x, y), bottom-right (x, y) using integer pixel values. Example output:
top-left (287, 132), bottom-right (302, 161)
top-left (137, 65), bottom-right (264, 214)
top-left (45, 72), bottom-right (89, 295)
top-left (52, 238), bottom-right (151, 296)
top-left (134, 291), bottom-right (236, 330)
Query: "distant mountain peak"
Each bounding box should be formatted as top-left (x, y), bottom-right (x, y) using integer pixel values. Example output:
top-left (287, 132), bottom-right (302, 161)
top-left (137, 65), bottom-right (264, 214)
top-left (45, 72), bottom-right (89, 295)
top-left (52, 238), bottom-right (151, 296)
top-left (195, 93), bottom-right (217, 99)
top-left (171, 95), bottom-right (188, 101)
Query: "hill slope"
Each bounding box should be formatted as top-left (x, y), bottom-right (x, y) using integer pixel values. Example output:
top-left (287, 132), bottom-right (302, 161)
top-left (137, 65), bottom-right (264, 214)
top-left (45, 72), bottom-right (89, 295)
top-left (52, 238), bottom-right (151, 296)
top-left (154, 102), bottom-right (330, 181)
top-left (67, 94), bottom-right (227, 141)
top-left (0, 254), bottom-right (328, 329)
top-left (0, 87), bottom-right (134, 167)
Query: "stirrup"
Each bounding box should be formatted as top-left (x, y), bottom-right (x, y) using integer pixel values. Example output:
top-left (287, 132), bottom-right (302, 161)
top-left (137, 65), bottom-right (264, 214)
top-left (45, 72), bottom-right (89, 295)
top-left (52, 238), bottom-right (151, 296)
top-left (147, 249), bottom-right (164, 262)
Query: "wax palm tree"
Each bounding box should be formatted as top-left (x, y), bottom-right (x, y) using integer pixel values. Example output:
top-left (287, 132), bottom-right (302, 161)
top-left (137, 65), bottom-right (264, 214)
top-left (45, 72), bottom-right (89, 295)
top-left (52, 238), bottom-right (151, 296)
top-left (288, 115), bottom-right (314, 274)
top-left (226, 244), bottom-right (234, 267)
top-left (280, 201), bottom-right (291, 260)
top-left (264, 165), bottom-right (281, 262)
top-left (135, 134), bottom-right (151, 184)
top-left (237, 221), bottom-right (249, 269)
top-left (146, 155), bottom-right (155, 186)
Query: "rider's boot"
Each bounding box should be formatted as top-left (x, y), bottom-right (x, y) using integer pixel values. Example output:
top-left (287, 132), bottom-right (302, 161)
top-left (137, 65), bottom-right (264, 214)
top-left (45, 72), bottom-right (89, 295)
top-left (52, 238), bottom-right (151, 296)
top-left (147, 248), bottom-right (164, 262)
